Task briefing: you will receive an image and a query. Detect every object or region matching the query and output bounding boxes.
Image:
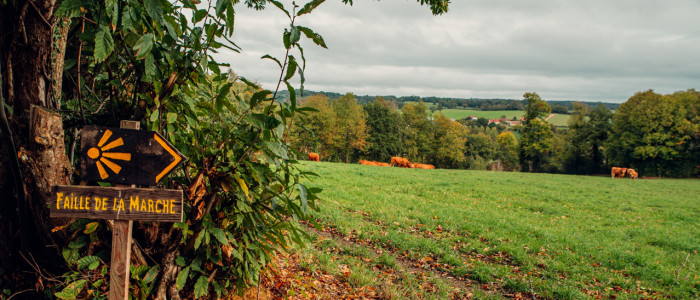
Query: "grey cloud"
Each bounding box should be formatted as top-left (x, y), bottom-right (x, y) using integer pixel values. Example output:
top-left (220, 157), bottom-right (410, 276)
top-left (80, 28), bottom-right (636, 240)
top-left (216, 0), bottom-right (700, 102)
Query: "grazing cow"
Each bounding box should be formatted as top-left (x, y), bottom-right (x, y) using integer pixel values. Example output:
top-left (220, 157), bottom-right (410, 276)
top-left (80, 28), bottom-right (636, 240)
top-left (374, 161), bottom-right (391, 167)
top-left (391, 156), bottom-right (412, 168)
top-left (627, 169), bottom-right (638, 179)
top-left (414, 163), bottom-right (435, 169)
top-left (359, 159), bottom-right (378, 166)
top-left (308, 153), bottom-right (320, 162)
top-left (611, 167), bottom-right (627, 179)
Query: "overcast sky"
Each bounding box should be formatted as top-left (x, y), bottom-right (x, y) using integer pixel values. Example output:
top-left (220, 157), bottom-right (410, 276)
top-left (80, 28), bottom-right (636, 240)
top-left (216, 0), bottom-right (700, 103)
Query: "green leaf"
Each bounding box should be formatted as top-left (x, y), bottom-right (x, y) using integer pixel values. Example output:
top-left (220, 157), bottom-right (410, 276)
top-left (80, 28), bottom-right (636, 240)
top-left (94, 26), bottom-right (114, 63)
top-left (209, 228), bottom-right (229, 245)
top-left (55, 279), bottom-right (87, 300)
top-left (225, 3), bottom-right (235, 35)
top-left (55, 0), bottom-right (92, 17)
top-left (297, 0), bottom-right (326, 16)
top-left (282, 30), bottom-right (291, 50)
top-left (144, 0), bottom-right (165, 22)
top-left (298, 183), bottom-right (308, 214)
top-left (143, 265), bottom-right (160, 284)
top-left (215, 0), bottom-right (230, 17)
top-left (297, 67), bottom-right (305, 92)
top-left (176, 266), bottom-right (190, 291)
top-left (194, 275), bottom-right (209, 298)
top-left (89, 260), bottom-right (100, 270)
top-left (134, 33), bottom-right (155, 60)
top-left (267, 0), bottom-right (290, 19)
top-left (209, 60), bottom-right (221, 75)
top-left (265, 141), bottom-right (288, 159)
top-left (250, 90), bottom-right (273, 107)
top-left (145, 52), bottom-right (156, 78)
top-left (121, 7), bottom-right (134, 31)
top-left (77, 256), bottom-right (100, 270)
top-left (284, 56), bottom-right (297, 81)
top-left (290, 25), bottom-right (301, 45)
top-left (193, 9), bottom-right (207, 23)
top-left (261, 54), bottom-right (282, 68)
top-left (297, 26), bottom-right (327, 49)
top-left (175, 256), bottom-right (186, 267)
top-left (150, 109), bottom-right (160, 122)
top-left (83, 222), bottom-right (99, 234)
top-left (107, 0), bottom-right (119, 28)
top-left (285, 82), bottom-right (296, 110)
top-left (195, 230), bottom-right (206, 249)
top-left (166, 112), bottom-right (178, 124)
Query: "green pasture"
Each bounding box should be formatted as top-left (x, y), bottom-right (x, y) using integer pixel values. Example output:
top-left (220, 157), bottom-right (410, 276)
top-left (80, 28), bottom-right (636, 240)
top-left (547, 114), bottom-right (571, 127)
top-left (299, 161), bottom-right (700, 299)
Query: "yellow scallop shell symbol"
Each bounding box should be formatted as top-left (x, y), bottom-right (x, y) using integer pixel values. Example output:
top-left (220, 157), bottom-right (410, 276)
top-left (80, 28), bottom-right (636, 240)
top-left (88, 130), bottom-right (131, 179)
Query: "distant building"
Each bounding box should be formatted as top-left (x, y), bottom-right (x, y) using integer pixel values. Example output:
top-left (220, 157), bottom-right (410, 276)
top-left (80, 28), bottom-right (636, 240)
top-left (489, 118), bottom-right (523, 127)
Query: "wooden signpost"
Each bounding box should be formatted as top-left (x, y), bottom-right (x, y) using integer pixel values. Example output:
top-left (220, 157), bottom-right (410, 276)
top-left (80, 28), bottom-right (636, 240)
top-left (79, 125), bottom-right (185, 186)
top-left (49, 121), bottom-right (186, 300)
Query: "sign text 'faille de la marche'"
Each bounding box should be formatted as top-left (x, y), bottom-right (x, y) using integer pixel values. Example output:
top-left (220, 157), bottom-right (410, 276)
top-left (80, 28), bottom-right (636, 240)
top-left (50, 185), bottom-right (183, 222)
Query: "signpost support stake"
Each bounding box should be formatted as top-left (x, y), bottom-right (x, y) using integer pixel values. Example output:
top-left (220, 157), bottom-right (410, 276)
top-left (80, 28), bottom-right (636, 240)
top-left (109, 120), bottom-right (139, 300)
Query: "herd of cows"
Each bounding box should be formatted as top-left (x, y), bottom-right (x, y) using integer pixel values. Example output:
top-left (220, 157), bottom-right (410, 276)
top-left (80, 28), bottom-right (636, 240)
top-left (306, 153), bottom-right (435, 169)
top-left (306, 153), bottom-right (641, 177)
top-left (611, 167), bottom-right (638, 179)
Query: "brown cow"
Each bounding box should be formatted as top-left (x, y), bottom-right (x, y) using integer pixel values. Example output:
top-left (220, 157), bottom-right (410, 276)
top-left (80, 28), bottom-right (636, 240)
top-left (374, 161), bottom-right (391, 167)
top-left (391, 156), bottom-right (412, 168)
top-left (308, 153), bottom-right (320, 162)
top-left (626, 169), bottom-right (638, 179)
top-left (413, 163), bottom-right (435, 169)
top-left (359, 159), bottom-right (378, 166)
top-left (611, 167), bottom-right (627, 179)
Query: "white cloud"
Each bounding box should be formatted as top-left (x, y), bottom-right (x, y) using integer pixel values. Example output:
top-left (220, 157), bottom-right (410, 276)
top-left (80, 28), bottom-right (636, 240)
top-left (215, 0), bottom-right (700, 102)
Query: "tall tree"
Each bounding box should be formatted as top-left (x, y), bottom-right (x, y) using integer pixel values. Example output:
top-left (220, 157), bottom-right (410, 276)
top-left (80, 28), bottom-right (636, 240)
top-left (401, 100), bottom-right (435, 162)
top-left (363, 97), bottom-right (403, 162)
top-left (464, 131), bottom-right (497, 170)
top-left (332, 93), bottom-right (369, 163)
top-left (587, 103), bottom-right (613, 173)
top-left (519, 92), bottom-right (553, 172)
top-left (562, 102), bottom-right (592, 174)
top-left (433, 114), bottom-right (468, 167)
top-left (496, 131), bottom-right (519, 170)
top-left (608, 90), bottom-right (696, 177)
top-left (292, 94), bottom-right (337, 158)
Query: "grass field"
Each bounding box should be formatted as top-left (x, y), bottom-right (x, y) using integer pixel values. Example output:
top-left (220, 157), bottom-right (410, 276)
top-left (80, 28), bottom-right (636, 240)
top-left (547, 114), bottom-right (570, 127)
top-left (294, 162), bottom-right (700, 299)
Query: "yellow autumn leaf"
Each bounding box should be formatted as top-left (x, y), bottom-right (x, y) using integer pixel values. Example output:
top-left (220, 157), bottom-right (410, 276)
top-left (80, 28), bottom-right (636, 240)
top-left (84, 222), bottom-right (99, 234)
top-left (51, 223), bottom-right (71, 233)
top-left (236, 177), bottom-right (249, 199)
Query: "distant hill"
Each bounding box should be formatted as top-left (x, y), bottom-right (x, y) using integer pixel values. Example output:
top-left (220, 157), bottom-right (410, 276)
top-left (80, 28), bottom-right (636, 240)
top-left (276, 90), bottom-right (620, 112)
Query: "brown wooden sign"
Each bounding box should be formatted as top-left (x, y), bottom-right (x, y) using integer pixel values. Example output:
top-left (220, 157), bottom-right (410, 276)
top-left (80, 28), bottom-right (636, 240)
top-left (50, 185), bottom-right (183, 222)
top-left (79, 126), bottom-right (185, 186)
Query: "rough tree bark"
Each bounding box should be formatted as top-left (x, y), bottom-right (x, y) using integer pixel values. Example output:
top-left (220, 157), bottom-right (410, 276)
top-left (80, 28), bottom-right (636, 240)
top-left (0, 0), bottom-right (72, 281)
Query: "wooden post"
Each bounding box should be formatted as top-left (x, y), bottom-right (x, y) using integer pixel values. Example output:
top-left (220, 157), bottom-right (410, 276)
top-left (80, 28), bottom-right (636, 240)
top-left (109, 120), bottom-right (139, 300)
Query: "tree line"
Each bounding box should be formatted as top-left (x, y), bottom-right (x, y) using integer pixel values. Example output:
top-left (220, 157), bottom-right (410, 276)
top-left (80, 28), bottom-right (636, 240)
top-left (291, 90), bottom-right (699, 178)
top-left (278, 90), bottom-right (621, 112)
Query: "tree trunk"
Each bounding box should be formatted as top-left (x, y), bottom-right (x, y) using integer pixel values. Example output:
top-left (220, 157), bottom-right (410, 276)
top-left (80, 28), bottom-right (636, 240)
top-left (1, 0), bottom-right (72, 277)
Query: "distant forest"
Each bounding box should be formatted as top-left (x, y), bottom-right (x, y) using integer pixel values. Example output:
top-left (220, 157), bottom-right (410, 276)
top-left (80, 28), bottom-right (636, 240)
top-left (277, 90), bottom-right (621, 113)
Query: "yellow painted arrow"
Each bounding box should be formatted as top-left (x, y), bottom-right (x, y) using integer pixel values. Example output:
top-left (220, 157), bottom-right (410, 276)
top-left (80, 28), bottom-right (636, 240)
top-left (154, 134), bottom-right (183, 183)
